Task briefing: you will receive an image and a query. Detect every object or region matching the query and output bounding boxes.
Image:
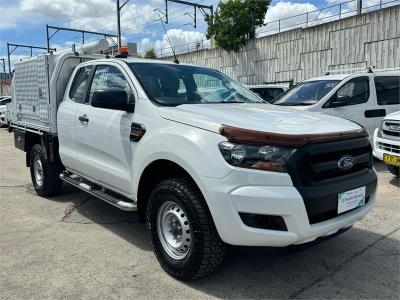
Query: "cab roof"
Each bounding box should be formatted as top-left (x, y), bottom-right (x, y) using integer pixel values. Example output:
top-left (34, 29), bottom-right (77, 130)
top-left (303, 74), bottom-right (351, 81)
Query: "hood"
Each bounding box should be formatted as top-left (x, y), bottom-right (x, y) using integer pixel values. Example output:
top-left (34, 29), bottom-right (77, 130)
top-left (385, 111), bottom-right (400, 121)
top-left (158, 103), bottom-right (361, 135)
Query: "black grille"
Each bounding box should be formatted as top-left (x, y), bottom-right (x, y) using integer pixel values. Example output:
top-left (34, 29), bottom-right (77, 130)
top-left (287, 137), bottom-right (377, 224)
top-left (289, 137), bottom-right (372, 186)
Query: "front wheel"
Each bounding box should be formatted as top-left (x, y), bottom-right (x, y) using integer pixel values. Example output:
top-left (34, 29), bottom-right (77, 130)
top-left (30, 144), bottom-right (63, 197)
top-left (386, 163), bottom-right (399, 178)
top-left (147, 178), bottom-right (225, 281)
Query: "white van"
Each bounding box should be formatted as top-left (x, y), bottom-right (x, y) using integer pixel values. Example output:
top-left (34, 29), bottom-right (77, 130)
top-left (273, 70), bottom-right (400, 140)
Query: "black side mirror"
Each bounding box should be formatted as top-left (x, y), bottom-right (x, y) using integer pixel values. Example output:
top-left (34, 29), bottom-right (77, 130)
top-left (325, 94), bottom-right (347, 108)
top-left (91, 89), bottom-right (134, 112)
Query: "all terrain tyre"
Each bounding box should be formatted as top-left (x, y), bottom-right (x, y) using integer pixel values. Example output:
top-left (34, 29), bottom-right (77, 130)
top-left (147, 178), bottom-right (225, 281)
top-left (30, 144), bottom-right (63, 197)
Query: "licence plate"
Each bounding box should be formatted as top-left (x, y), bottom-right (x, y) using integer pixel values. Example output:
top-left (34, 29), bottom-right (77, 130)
top-left (383, 153), bottom-right (400, 166)
top-left (338, 186), bottom-right (366, 214)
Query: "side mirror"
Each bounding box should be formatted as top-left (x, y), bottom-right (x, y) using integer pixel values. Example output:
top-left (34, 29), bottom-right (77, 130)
top-left (325, 94), bottom-right (347, 108)
top-left (91, 89), bottom-right (134, 112)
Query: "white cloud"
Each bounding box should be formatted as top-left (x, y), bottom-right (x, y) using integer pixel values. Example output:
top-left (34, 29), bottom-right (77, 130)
top-left (264, 1), bottom-right (318, 23)
top-left (258, 1), bottom-right (346, 36)
top-left (0, 3), bottom-right (40, 30)
top-left (20, 0), bottom-right (160, 35)
top-left (151, 28), bottom-right (205, 56)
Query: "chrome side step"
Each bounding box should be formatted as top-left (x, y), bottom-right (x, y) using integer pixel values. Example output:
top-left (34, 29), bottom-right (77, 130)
top-left (60, 173), bottom-right (137, 211)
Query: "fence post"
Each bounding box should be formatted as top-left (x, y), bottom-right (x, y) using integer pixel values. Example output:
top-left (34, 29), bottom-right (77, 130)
top-left (306, 12), bottom-right (308, 27)
top-left (278, 20), bottom-right (281, 33)
top-left (339, 3), bottom-right (342, 19)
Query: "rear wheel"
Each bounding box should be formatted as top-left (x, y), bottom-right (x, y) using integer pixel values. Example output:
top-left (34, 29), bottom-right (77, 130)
top-left (147, 178), bottom-right (225, 281)
top-left (30, 144), bottom-right (63, 197)
top-left (386, 163), bottom-right (399, 178)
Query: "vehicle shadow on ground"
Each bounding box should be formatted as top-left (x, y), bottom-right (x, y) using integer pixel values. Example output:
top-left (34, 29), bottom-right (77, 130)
top-left (47, 184), bottom-right (151, 252)
top-left (48, 184), bottom-right (399, 299)
top-left (374, 160), bottom-right (399, 188)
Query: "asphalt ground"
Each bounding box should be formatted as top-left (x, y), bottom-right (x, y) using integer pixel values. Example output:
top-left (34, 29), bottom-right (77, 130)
top-left (0, 127), bottom-right (399, 299)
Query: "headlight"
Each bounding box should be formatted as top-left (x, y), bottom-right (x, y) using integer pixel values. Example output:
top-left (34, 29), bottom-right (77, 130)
top-left (377, 120), bottom-right (384, 138)
top-left (218, 141), bottom-right (296, 172)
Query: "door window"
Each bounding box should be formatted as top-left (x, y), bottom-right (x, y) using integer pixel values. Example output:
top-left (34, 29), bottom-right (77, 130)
top-left (88, 65), bottom-right (131, 103)
top-left (374, 76), bottom-right (400, 105)
top-left (331, 77), bottom-right (369, 107)
top-left (69, 66), bottom-right (92, 103)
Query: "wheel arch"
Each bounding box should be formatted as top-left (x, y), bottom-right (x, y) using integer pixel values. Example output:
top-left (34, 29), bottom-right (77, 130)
top-left (136, 159), bottom-right (207, 223)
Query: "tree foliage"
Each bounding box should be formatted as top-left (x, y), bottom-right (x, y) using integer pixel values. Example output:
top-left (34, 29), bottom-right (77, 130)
top-left (205, 0), bottom-right (270, 52)
top-left (144, 48), bottom-right (157, 59)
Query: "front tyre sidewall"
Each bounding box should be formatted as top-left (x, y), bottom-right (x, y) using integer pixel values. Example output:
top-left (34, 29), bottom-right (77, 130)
top-left (147, 179), bottom-right (225, 280)
top-left (148, 190), bottom-right (202, 275)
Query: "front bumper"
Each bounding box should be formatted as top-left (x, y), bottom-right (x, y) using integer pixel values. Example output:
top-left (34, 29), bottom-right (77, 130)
top-left (373, 128), bottom-right (400, 160)
top-left (201, 168), bottom-right (377, 247)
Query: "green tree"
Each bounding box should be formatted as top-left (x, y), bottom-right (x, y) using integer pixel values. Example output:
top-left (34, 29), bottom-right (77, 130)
top-left (205, 0), bottom-right (270, 52)
top-left (144, 48), bottom-right (157, 59)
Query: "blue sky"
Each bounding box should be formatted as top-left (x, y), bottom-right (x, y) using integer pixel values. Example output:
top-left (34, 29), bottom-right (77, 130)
top-left (0, 0), bottom-right (369, 70)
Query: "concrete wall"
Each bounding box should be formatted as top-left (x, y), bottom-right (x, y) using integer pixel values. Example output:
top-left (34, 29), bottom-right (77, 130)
top-left (164, 5), bottom-right (400, 84)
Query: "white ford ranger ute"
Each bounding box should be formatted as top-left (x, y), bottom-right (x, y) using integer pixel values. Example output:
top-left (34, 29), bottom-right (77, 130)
top-left (11, 53), bottom-right (377, 280)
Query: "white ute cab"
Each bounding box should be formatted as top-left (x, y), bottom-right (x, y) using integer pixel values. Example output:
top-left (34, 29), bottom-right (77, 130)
top-left (273, 70), bottom-right (400, 141)
top-left (11, 52), bottom-right (377, 280)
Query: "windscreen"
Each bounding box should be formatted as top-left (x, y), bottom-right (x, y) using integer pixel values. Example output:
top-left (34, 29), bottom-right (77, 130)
top-left (128, 63), bottom-right (264, 106)
top-left (273, 80), bottom-right (340, 106)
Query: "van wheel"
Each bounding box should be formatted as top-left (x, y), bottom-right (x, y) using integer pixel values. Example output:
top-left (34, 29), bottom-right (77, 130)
top-left (386, 163), bottom-right (399, 178)
top-left (30, 144), bottom-right (63, 197)
top-left (147, 178), bottom-right (225, 281)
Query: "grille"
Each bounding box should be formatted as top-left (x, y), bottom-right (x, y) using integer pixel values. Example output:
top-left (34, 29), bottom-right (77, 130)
top-left (378, 142), bottom-right (400, 154)
top-left (289, 138), bottom-right (372, 186)
top-left (383, 120), bottom-right (400, 138)
top-left (287, 137), bottom-right (376, 225)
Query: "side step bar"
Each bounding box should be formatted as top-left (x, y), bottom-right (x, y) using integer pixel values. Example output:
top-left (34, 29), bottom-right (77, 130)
top-left (60, 173), bottom-right (137, 211)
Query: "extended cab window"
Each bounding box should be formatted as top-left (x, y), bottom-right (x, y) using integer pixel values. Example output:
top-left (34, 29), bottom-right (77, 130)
top-left (374, 76), bottom-right (400, 105)
top-left (69, 66), bottom-right (92, 103)
top-left (88, 65), bottom-right (131, 103)
top-left (328, 77), bottom-right (369, 107)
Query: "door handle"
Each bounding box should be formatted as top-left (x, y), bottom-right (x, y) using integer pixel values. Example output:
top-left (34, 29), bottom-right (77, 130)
top-left (364, 109), bottom-right (386, 118)
top-left (78, 114), bottom-right (89, 122)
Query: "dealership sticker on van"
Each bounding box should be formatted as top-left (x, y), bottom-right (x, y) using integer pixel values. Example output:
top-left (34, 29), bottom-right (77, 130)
top-left (338, 186), bottom-right (366, 214)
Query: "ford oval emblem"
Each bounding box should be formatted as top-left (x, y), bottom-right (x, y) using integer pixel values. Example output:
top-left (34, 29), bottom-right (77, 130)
top-left (338, 155), bottom-right (355, 170)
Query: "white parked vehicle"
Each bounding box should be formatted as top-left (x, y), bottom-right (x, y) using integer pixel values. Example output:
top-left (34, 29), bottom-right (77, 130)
top-left (373, 111), bottom-right (400, 177)
top-left (0, 96), bottom-right (11, 127)
top-left (273, 70), bottom-right (400, 141)
top-left (10, 43), bottom-right (377, 280)
top-left (246, 84), bottom-right (288, 103)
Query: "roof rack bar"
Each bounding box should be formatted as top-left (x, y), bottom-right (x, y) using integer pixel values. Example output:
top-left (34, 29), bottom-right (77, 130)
top-left (325, 66), bottom-right (400, 75)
